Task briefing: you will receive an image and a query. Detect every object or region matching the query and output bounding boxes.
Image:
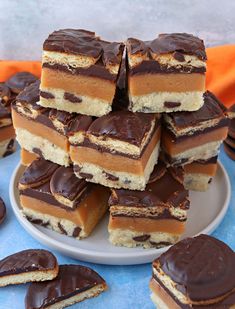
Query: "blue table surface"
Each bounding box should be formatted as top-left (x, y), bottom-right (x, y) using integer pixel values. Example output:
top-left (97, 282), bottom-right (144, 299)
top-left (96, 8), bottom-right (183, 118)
top-left (0, 148), bottom-right (234, 309)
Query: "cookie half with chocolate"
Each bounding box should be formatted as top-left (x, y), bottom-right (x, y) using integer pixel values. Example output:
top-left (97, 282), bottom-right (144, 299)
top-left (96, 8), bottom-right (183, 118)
top-left (12, 80), bottom-right (92, 166)
top-left (25, 264), bottom-right (107, 309)
top-left (0, 103), bottom-right (15, 157)
top-left (150, 234), bottom-right (235, 308)
top-left (0, 249), bottom-right (58, 287)
top-left (184, 156), bottom-right (218, 191)
top-left (70, 111), bottom-right (161, 190)
top-left (39, 29), bottom-right (124, 117)
top-left (108, 161), bottom-right (189, 248)
top-left (19, 159), bottom-right (109, 239)
top-left (161, 91), bottom-right (228, 166)
top-left (5, 71), bottom-right (38, 94)
top-left (127, 33), bottom-right (206, 113)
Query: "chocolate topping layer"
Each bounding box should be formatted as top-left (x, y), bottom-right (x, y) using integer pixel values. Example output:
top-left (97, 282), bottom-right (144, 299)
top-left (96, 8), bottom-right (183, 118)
top-left (166, 91), bottom-right (226, 129)
top-left (0, 103), bottom-right (11, 119)
top-left (19, 159), bottom-right (59, 186)
top-left (157, 234), bottom-right (235, 301)
top-left (0, 249), bottom-right (57, 277)
top-left (5, 72), bottom-right (38, 94)
top-left (87, 111), bottom-right (157, 146)
top-left (43, 29), bottom-right (124, 65)
top-left (16, 80), bottom-right (40, 107)
top-left (0, 197), bottom-right (6, 225)
top-left (25, 264), bottom-right (106, 309)
top-left (50, 166), bottom-right (87, 202)
top-left (127, 33), bottom-right (206, 60)
top-left (109, 161), bottom-right (189, 209)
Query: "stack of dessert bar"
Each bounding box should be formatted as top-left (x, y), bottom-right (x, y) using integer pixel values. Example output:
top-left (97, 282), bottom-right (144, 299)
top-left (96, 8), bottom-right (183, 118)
top-left (13, 29), bottom-right (228, 249)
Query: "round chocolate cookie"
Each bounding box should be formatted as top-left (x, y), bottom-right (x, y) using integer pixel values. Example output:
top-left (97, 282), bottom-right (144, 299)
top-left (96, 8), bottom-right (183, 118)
top-left (5, 72), bottom-right (38, 94)
top-left (224, 142), bottom-right (235, 161)
top-left (0, 197), bottom-right (6, 225)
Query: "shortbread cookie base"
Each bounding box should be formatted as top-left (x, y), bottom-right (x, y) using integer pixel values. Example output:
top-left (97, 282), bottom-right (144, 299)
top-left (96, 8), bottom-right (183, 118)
top-left (74, 142), bottom-right (160, 190)
top-left (184, 173), bottom-right (211, 191)
top-left (108, 228), bottom-right (180, 249)
top-left (129, 91), bottom-right (204, 113)
top-left (15, 128), bottom-right (70, 166)
top-left (0, 267), bottom-right (58, 287)
top-left (40, 87), bottom-right (111, 117)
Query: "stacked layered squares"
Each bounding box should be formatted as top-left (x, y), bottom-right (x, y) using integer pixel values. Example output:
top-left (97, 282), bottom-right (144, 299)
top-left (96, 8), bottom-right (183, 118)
top-left (0, 103), bottom-right (15, 157)
top-left (126, 33), bottom-right (206, 113)
top-left (108, 161), bottom-right (189, 248)
top-left (224, 104), bottom-right (235, 160)
top-left (18, 158), bottom-right (109, 239)
top-left (39, 29), bottom-right (124, 117)
top-left (70, 111), bottom-right (161, 190)
top-left (150, 234), bottom-right (235, 308)
top-left (161, 91), bottom-right (228, 191)
top-left (12, 80), bottom-right (92, 166)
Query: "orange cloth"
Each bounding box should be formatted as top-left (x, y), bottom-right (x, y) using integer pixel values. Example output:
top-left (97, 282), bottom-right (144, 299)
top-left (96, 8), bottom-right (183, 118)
top-left (0, 45), bottom-right (235, 107)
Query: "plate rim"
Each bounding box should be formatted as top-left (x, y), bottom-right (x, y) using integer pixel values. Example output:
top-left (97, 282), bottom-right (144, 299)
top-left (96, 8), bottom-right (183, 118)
top-left (9, 161), bottom-right (231, 265)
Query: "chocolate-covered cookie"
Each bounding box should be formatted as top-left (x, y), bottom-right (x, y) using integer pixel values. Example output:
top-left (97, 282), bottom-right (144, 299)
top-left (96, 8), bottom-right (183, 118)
top-left (25, 264), bottom-right (107, 309)
top-left (5, 72), bottom-right (38, 94)
top-left (0, 249), bottom-right (58, 287)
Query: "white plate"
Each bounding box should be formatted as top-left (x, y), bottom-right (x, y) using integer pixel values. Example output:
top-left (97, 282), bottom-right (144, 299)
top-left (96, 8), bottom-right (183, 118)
top-left (10, 162), bottom-right (231, 265)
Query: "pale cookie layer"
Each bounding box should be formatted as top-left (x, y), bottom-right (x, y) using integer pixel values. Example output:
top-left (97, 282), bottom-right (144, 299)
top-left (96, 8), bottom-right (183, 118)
top-left (15, 128), bottom-right (70, 166)
top-left (108, 228), bottom-right (180, 249)
top-left (129, 91), bottom-right (204, 113)
top-left (129, 73), bottom-right (205, 95)
top-left (39, 88), bottom-right (111, 117)
top-left (184, 173), bottom-right (211, 191)
top-left (0, 268), bottom-right (58, 287)
top-left (74, 142), bottom-right (160, 190)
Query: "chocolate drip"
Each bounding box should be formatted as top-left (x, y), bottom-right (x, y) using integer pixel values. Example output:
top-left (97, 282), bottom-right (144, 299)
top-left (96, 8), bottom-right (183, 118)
top-left (40, 91), bottom-right (55, 99)
top-left (64, 92), bottom-right (82, 103)
top-left (5, 72), bottom-right (38, 94)
top-left (0, 249), bottom-right (57, 277)
top-left (164, 102), bottom-right (181, 108)
top-left (133, 235), bottom-right (150, 242)
top-left (25, 265), bottom-right (106, 308)
top-left (158, 234), bottom-right (235, 301)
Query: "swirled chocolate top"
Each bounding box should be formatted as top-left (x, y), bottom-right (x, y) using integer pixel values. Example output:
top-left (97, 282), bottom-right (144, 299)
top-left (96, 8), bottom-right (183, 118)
top-left (0, 249), bottom-right (57, 277)
top-left (156, 234), bottom-right (235, 301)
top-left (166, 91), bottom-right (227, 128)
top-left (43, 29), bottom-right (124, 65)
top-left (5, 72), bottom-right (38, 94)
top-left (109, 161), bottom-right (188, 209)
top-left (25, 264), bottom-right (106, 309)
top-left (127, 33), bottom-right (206, 60)
top-left (87, 111), bottom-right (158, 146)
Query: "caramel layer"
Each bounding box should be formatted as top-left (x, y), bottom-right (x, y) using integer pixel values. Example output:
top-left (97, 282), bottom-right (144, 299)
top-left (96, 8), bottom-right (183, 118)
top-left (12, 109), bottom-right (69, 151)
top-left (20, 185), bottom-right (109, 228)
top-left (129, 73), bottom-right (205, 96)
top-left (0, 125), bottom-right (15, 142)
top-left (70, 127), bottom-right (161, 174)
top-left (162, 127), bottom-right (228, 155)
top-left (108, 216), bottom-right (185, 234)
top-left (41, 67), bottom-right (115, 102)
top-left (150, 278), bottom-right (180, 309)
top-left (21, 149), bottom-right (38, 166)
top-left (184, 162), bottom-right (217, 176)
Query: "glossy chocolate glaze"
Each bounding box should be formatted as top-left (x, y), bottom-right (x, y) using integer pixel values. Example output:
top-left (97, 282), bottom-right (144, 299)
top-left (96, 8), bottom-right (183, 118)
top-left (43, 29), bottom-right (124, 65)
top-left (87, 110), bottom-right (157, 146)
top-left (19, 159), bottom-right (59, 186)
top-left (127, 33), bottom-right (206, 60)
top-left (50, 166), bottom-right (87, 202)
top-left (0, 197), bottom-right (6, 225)
top-left (16, 80), bottom-right (40, 107)
top-left (157, 234), bottom-right (235, 301)
top-left (0, 249), bottom-right (57, 276)
top-left (25, 264), bottom-right (106, 309)
top-left (166, 91), bottom-right (226, 129)
top-left (5, 72), bottom-right (38, 94)
top-left (109, 161), bottom-right (189, 210)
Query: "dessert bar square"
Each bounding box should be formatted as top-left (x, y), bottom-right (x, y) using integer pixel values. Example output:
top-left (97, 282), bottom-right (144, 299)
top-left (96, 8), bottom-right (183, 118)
top-left (40, 29), bottom-right (124, 116)
top-left (126, 33), bottom-right (206, 113)
top-left (19, 159), bottom-right (109, 239)
top-left (70, 110), bottom-right (161, 190)
top-left (108, 161), bottom-right (189, 248)
top-left (161, 91), bottom-right (228, 166)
